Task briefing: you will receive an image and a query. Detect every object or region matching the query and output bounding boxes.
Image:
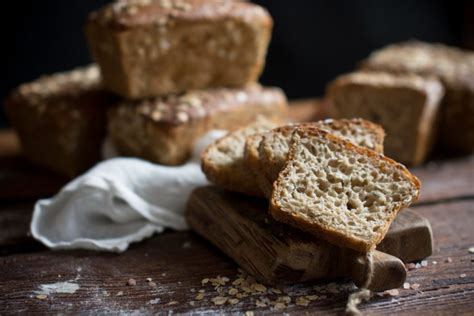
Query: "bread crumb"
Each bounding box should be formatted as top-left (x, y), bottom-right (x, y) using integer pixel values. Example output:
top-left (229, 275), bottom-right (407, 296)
top-left (296, 297), bottom-right (310, 306)
top-left (410, 283), bottom-right (420, 290)
top-left (212, 296), bottom-right (227, 305)
top-left (127, 278), bottom-right (137, 286)
top-left (432, 261), bottom-right (438, 265)
top-left (384, 289), bottom-right (399, 296)
top-left (460, 273), bottom-right (467, 278)
top-left (146, 278), bottom-right (152, 282)
top-left (421, 260), bottom-right (428, 267)
top-left (195, 293), bottom-right (205, 300)
top-left (403, 282), bottom-right (410, 289)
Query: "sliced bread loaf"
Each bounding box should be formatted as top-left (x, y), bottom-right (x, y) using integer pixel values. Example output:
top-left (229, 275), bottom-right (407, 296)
top-left (201, 117), bottom-right (280, 196)
top-left (250, 119), bottom-right (385, 198)
top-left (270, 126), bottom-right (420, 252)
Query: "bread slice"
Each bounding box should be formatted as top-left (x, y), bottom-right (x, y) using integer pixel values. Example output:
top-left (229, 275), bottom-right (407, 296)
top-left (327, 71), bottom-right (444, 166)
top-left (248, 119), bottom-right (385, 198)
top-left (201, 117), bottom-right (280, 196)
top-left (270, 126), bottom-right (420, 252)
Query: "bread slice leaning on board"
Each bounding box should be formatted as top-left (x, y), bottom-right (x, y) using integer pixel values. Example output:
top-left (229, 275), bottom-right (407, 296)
top-left (269, 126), bottom-right (420, 252)
top-left (245, 119), bottom-right (386, 198)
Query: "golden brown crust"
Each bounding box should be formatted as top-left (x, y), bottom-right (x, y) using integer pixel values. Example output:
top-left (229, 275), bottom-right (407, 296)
top-left (269, 126), bottom-right (420, 253)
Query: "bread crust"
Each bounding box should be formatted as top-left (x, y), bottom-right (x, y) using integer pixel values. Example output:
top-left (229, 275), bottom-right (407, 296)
top-left (269, 126), bottom-right (420, 252)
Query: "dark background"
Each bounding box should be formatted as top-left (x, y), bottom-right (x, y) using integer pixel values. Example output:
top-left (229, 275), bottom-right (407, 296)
top-left (1, 0), bottom-right (472, 127)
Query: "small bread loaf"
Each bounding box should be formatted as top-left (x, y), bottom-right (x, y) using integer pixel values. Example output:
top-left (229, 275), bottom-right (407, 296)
top-left (201, 117), bottom-right (281, 196)
top-left (360, 41), bottom-right (474, 154)
top-left (108, 85), bottom-right (288, 165)
top-left (270, 126), bottom-right (420, 252)
top-left (5, 65), bottom-right (115, 177)
top-left (86, 0), bottom-right (272, 98)
top-left (246, 119), bottom-right (385, 198)
top-left (327, 71), bottom-right (444, 166)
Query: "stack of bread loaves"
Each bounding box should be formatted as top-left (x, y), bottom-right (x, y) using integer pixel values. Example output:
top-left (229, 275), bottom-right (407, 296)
top-left (202, 118), bottom-right (420, 253)
top-left (5, 0), bottom-right (288, 176)
top-left (327, 41), bottom-right (474, 166)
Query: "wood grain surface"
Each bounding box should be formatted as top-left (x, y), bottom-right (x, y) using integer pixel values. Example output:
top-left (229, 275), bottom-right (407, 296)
top-left (0, 101), bottom-right (473, 314)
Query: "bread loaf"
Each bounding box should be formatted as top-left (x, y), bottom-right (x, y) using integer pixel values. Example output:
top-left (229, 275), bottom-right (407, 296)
top-left (270, 126), bottom-right (420, 252)
top-left (5, 65), bottom-right (115, 177)
top-left (327, 71), bottom-right (444, 166)
top-left (108, 85), bottom-right (288, 165)
top-left (361, 41), bottom-right (474, 154)
top-left (86, 0), bottom-right (272, 98)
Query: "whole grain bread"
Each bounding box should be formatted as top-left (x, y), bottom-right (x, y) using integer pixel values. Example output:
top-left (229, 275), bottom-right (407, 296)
top-left (269, 126), bottom-right (420, 252)
top-left (327, 71), bottom-right (444, 166)
top-left (246, 119), bottom-right (385, 198)
top-left (5, 65), bottom-right (116, 177)
top-left (360, 40), bottom-right (474, 154)
top-left (108, 84), bottom-right (288, 165)
top-left (86, 0), bottom-right (272, 98)
top-left (201, 117), bottom-right (281, 196)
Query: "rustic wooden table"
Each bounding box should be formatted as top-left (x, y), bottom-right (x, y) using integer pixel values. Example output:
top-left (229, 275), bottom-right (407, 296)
top-left (0, 101), bottom-right (473, 315)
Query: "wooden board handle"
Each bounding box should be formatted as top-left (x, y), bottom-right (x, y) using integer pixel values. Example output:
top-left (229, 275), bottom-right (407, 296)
top-left (350, 250), bottom-right (407, 292)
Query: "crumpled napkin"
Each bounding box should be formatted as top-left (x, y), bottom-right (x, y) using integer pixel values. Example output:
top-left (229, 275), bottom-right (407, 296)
top-left (30, 130), bottom-right (226, 252)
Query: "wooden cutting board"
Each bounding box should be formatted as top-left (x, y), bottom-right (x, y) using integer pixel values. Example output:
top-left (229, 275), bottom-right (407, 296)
top-left (186, 186), bottom-right (433, 292)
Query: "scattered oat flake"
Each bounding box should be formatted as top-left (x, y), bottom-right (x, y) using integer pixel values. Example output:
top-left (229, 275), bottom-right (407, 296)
top-left (271, 288), bottom-right (282, 294)
top-left (189, 301), bottom-right (195, 306)
top-left (406, 263), bottom-right (416, 270)
top-left (253, 284), bottom-right (267, 292)
top-left (228, 288), bottom-right (238, 295)
top-left (228, 298), bottom-right (239, 305)
top-left (384, 289), bottom-right (399, 296)
top-left (127, 278), bottom-right (137, 286)
top-left (421, 260), bottom-right (428, 267)
top-left (446, 257), bottom-right (452, 263)
top-left (245, 312), bottom-right (254, 316)
top-left (432, 261), bottom-right (438, 265)
top-left (274, 302), bottom-right (286, 309)
top-left (195, 293), bottom-right (205, 300)
top-left (146, 278), bottom-right (152, 282)
top-left (411, 283), bottom-right (420, 290)
top-left (469, 247), bottom-right (474, 254)
top-left (232, 278), bottom-right (244, 286)
top-left (415, 263), bottom-right (422, 269)
top-left (255, 299), bottom-right (267, 307)
top-left (201, 278), bottom-right (209, 285)
top-left (460, 273), bottom-right (467, 278)
top-left (35, 294), bottom-right (47, 300)
top-left (403, 282), bottom-right (410, 289)
top-left (296, 297), bottom-right (310, 306)
top-left (168, 301), bottom-right (178, 305)
top-left (306, 295), bottom-right (319, 300)
top-left (116, 291), bottom-right (123, 296)
top-left (212, 296), bottom-right (227, 305)
top-left (148, 282), bottom-right (157, 287)
top-left (199, 289), bottom-right (205, 293)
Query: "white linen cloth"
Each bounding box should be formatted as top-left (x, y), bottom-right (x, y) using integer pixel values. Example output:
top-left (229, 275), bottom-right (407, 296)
top-left (30, 130), bottom-right (226, 252)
